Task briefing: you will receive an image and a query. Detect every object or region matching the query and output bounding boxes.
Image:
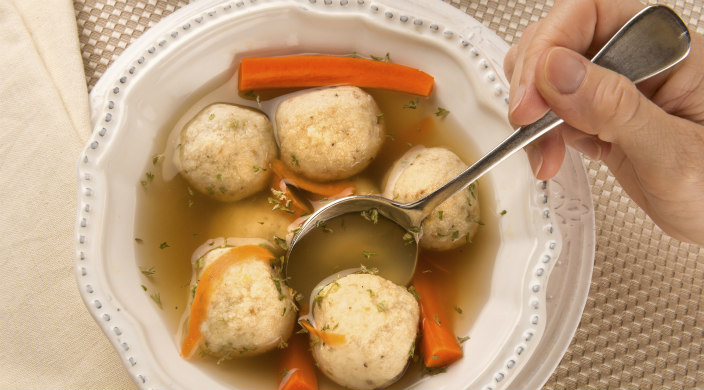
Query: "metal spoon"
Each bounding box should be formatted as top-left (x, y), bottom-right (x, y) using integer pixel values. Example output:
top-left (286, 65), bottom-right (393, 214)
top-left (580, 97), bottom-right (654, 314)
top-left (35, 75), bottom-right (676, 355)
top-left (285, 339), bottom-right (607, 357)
top-left (285, 5), bottom-right (691, 298)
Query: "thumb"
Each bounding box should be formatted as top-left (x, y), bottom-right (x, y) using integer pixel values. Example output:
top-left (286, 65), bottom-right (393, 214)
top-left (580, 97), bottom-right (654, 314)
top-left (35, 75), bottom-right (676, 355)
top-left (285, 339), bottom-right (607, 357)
top-left (534, 46), bottom-right (665, 155)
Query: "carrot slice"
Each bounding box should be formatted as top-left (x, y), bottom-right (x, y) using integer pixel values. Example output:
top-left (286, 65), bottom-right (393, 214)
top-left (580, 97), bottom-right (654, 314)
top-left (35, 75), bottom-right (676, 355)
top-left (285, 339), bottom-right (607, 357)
top-left (238, 56), bottom-right (434, 97)
top-left (412, 259), bottom-right (463, 368)
top-left (269, 159), bottom-right (355, 199)
top-left (279, 331), bottom-right (318, 390)
top-left (299, 319), bottom-right (346, 347)
top-left (181, 245), bottom-right (275, 358)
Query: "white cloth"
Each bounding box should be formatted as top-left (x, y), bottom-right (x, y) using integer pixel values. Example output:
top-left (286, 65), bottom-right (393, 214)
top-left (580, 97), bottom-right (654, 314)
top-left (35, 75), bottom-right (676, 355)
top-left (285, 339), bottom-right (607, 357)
top-left (0, 0), bottom-right (134, 388)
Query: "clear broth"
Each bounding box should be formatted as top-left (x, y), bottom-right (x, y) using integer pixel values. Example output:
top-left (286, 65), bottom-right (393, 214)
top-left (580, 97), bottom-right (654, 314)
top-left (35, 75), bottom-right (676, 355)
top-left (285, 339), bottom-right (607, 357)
top-left (134, 84), bottom-right (499, 389)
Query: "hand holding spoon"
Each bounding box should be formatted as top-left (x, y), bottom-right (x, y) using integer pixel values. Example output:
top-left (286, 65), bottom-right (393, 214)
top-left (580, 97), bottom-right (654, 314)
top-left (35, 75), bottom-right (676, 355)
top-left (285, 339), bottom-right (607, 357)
top-left (285, 5), bottom-right (692, 299)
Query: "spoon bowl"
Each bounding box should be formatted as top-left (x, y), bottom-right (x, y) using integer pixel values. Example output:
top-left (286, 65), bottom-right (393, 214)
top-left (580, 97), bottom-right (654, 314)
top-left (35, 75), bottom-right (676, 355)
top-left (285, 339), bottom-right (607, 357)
top-left (285, 4), bottom-right (691, 297)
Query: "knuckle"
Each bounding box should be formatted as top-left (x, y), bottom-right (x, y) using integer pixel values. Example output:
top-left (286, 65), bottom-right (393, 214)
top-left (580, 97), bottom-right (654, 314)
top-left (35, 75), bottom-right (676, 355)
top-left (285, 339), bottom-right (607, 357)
top-left (590, 73), bottom-right (644, 138)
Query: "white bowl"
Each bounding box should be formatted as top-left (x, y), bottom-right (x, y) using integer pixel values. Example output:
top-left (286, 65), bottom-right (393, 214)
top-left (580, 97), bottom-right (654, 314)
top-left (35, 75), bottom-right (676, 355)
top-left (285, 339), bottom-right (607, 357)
top-left (75, 0), bottom-right (595, 389)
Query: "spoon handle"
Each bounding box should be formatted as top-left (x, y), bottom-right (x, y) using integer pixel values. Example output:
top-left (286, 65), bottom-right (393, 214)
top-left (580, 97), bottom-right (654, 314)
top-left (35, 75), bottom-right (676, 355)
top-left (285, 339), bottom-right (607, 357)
top-left (403, 4), bottom-right (690, 220)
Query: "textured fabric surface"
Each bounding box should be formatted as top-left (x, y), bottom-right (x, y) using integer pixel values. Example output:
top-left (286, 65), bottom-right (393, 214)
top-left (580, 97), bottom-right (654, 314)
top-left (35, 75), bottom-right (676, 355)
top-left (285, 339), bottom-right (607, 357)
top-left (0, 0), bottom-right (132, 388)
top-left (68, 0), bottom-right (704, 389)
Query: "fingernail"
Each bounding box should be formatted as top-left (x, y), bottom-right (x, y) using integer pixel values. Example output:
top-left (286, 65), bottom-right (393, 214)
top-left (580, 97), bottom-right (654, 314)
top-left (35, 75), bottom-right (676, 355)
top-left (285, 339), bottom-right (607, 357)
top-left (509, 83), bottom-right (526, 115)
top-left (545, 48), bottom-right (586, 94)
top-left (525, 144), bottom-right (543, 177)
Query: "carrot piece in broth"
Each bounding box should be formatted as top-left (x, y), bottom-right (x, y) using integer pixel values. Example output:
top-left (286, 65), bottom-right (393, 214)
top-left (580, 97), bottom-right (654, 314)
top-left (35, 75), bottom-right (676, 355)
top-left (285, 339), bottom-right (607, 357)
top-left (278, 331), bottom-right (318, 390)
top-left (238, 56), bottom-right (434, 97)
top-left (412, 258), bottom-right (463, 368)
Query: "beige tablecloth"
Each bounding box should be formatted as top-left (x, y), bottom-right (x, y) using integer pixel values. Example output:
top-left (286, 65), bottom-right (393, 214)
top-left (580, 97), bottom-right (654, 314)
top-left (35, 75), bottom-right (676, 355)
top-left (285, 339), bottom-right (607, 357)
top-left (0, 0), bottom-right (702, 388)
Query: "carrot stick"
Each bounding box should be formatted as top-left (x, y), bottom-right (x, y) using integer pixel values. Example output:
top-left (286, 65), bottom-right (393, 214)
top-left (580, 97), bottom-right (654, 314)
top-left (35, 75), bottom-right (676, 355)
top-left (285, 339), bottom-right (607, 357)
top-left (412, 259), bottom-right (463, 368)
top-left (278, 331), bottom-right (318, 390)
top-left (181, 245), bottom-right (274, 358)
top-left (269, 159), bottom-right (355, 198)
top-left (238, 56), bottom-right (434, 97)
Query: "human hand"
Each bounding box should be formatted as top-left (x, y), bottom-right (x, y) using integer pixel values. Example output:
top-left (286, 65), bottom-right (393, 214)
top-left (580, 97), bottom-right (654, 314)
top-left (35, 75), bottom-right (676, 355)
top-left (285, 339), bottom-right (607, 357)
top-left (503, 0), bottom-right (704, 245)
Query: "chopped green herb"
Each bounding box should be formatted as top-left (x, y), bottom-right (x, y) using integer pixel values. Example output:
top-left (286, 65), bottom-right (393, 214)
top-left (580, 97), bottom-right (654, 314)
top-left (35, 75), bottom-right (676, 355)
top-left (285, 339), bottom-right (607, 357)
top-left (194, 256), bottom-right (205, 270)
top-left (362, 251), bottom-right (377, 259)
top-left (437, 210), bottom-right (444, 220)
top-left (273, 236), bottom-right (288, 251)
top-left (152, 154), bottom-right (163, 165)
top-left (470, 215), bottom-right (485, 226)
top-left (403, 99), bottom-right (419, 109)
top-left (229, 120), bottom-right (240, 129)
top-left (141, 172), bottom-right (155, 188)
top-left (469, 182), bottom-right (478, 200)
top-left (187, 199), bottom-right (194, 208)
top-left (315, 220), bottom-right (333, 233)
top-left (253, 165), bottom-right (266, 172)
top-left (451, 230), bottom-right (459, 241)
top-left (141, 284), bottom-right (147, 291)
top-left (433, 314), bottom-right (441, 326)
top-left (500, 209), bottom-right (507, 216)
top-left (457, 335), bottom-right (470, 344)
top-left (134, 238), bottom-right (143, 244)
top-left (219, 186), bottom-right (227, 194)
top-left (421, 365), bottom-right (447, 376)
top-left (159, 242), bottom-right (170, 249)
top-left (244, 90), bottom-right (260, 104)
top-left (216, 173), bottom-right (222, 181)
top-left (402, 232), bottom-right (415, 246)
top-left (367, 289), bottom-right (376, 297)
top-left (376, 113), bottom-right (384, 123)
top-left (187, 187), bottom-right (194, 196)
top-left (409, 226), bottom-right (421, 233)
top-left (290, 154), bottom-right (299, 166)
top-left (268, 189), bottom-right (295, 214)
top-left (376, 301), bottom-right (387, 312)
top-left (271, 276), bottom-right (290, 301)
top-left (150, 292), bottom-right (163, 309)
top-left (360, 208), bottom-right (379, 224)
top-left (434, 107), bottom-right (450, 118)
top-left (139, 266), bottom-right (156, 277)
top-left (208, 113), bottom-right (215, 120)
top-left (360, 264), bottom-right (379, 275)
top-left (313, 291), bottom-right (326, 308)
top-left (385, 133), bottom-right (396, 141)
top-left (453, 305), bottom-right (463, 314)
top-left (370, 52), bottom-right (391, 63)
top-left (408, 285), bottom-right (421, 300)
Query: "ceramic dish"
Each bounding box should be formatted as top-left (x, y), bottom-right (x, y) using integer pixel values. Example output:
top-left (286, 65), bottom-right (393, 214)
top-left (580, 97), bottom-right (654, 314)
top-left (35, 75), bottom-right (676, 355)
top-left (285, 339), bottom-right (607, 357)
top-left (75, 0), bottom-right (595, 389)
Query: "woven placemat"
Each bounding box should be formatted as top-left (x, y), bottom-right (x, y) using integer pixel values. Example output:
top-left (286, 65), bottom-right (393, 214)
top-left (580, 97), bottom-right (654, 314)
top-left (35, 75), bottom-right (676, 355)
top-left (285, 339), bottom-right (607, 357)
top-left (73, 0), bottom-right (704, 389)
